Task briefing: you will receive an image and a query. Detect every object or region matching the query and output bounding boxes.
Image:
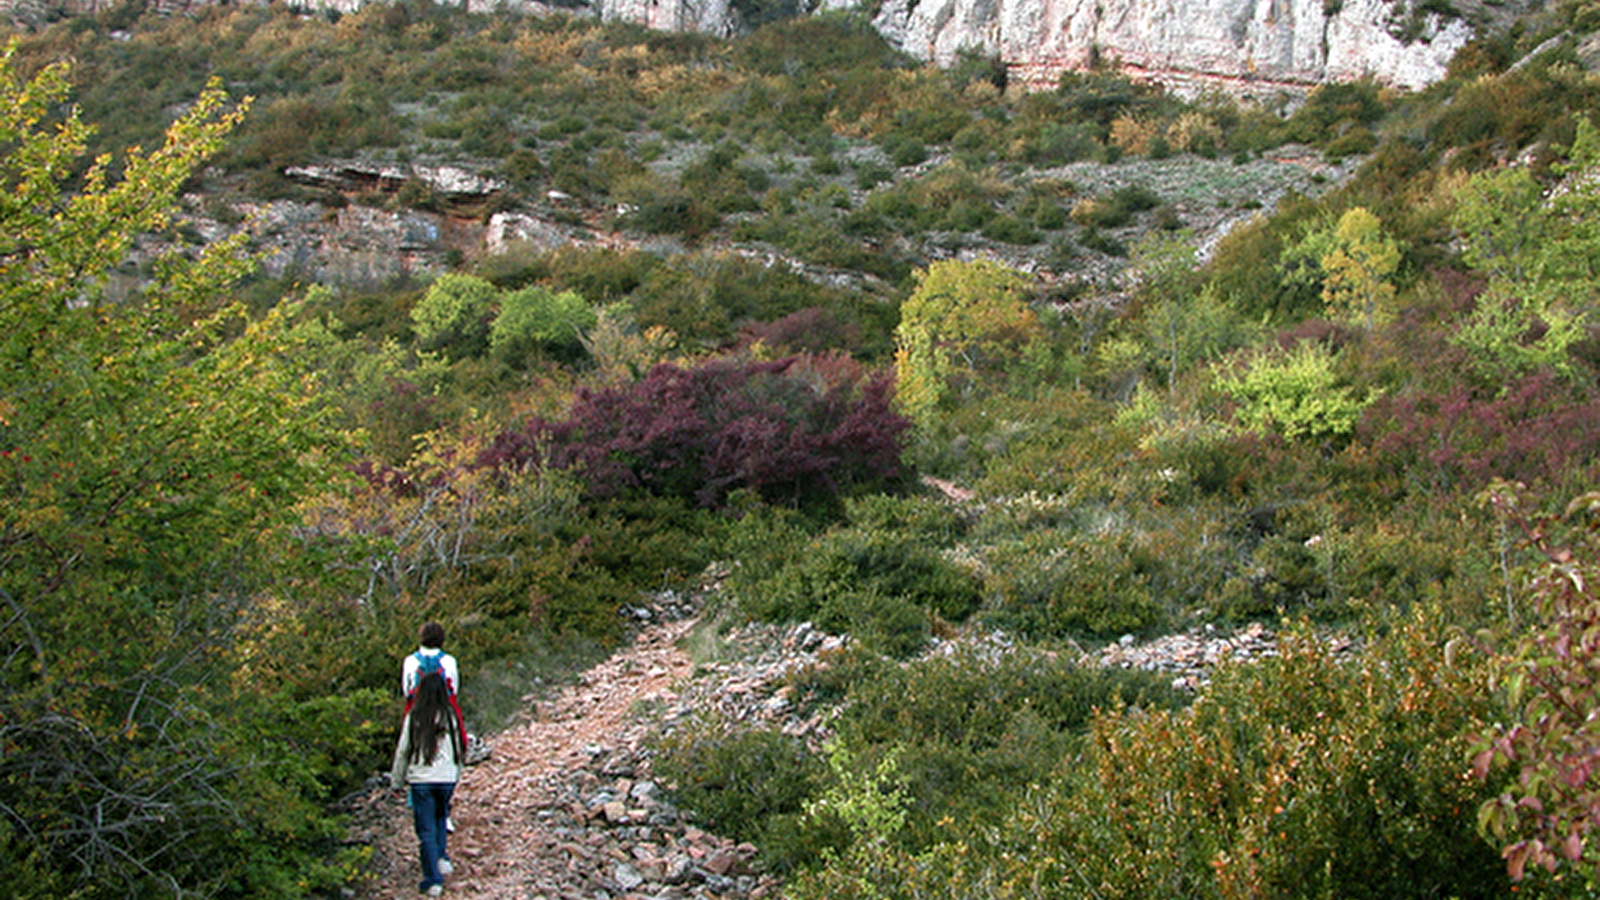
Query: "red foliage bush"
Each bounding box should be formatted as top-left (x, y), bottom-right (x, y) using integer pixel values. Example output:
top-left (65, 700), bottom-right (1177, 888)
top-left (1357, 372), bottom-right (1600, 498)
top-left (483, 355), bottom-right (911, 508)
top-left (738, 307), bottom-right (863, 355)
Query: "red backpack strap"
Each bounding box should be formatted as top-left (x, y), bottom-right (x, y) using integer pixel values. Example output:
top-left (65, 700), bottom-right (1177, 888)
top-left (448, 692), bottom-right (467, 740)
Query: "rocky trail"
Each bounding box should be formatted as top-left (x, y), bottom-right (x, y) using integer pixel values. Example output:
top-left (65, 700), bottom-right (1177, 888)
top-left (343, 599), bottom-right (1334, 900)
top-left (346, 612), bottom-right (776, 900)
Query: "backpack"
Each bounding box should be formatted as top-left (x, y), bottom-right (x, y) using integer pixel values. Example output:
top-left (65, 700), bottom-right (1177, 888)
top-left (414, 651), bottom-right (444, 681)
top-left (409, 650), bottom-right (456, 699)
top-left (403, 651), bottom-right (475, 763)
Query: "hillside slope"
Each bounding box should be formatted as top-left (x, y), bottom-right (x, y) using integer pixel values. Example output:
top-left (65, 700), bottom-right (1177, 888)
top-left (1, 0), bottom-right (1540, 95)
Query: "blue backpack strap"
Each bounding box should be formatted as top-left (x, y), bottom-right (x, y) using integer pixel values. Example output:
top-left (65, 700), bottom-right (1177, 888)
top-left (407, 651), bottom-right (441, 698)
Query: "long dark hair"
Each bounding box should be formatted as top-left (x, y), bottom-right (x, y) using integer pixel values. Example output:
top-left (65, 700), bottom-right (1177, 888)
top-left (407, 671), bottom-right (464, 765)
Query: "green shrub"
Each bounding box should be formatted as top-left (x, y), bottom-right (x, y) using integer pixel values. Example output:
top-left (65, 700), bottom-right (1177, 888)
top-left (733, 209), bottom-right (906, 280)
top-left (1284, 79), bottom-right (1387, 148)
top-left (1079, 225), bottom-right (1128, 256)
top-left (541, 246), bottom-right (661, 302)
top-left (721, 501), bottom-right (824, 599)
top-left (649, 714), bottom-right (830, 867)
top-left (819, 588), bottom-right (932, 658)
top-left (1072, 197), bottom-right (1132, 229)
top-left (1029, 198), bottom-right (1069, 230)
top-left (787, 611), bottom-right (1520, 900)
top-left (981, 528), bottom-right (1167, 638)
top-left (554, 495), bottom-right (727, 590)
top-left (981, 214), bottom-right (1041, 244)
top-left (1218, 341), bottom-right (1374, 443)
top-left (992, 611), bottom-right (1512, 900)
top-left (879, 132), bottom-right (928, 167)
top-left (782, 643), bottom-right (892, 714)
top-left (680, 140), bottom-right (767, 213)
top-left (1323, 125), bottom-right (1377, 160)
top-left (841, 493), bottom-right (970, 544)
top-left (626, 190), bottom-right (721, 240)
top-left (854, 159), bottom-right (893, 190)
top-left (733, 520), bottom-right (982, 654)
top-left (810, 153), bottom-right (842, 176)
top-left (1019, 120), bottom-right (1103, 165)
top-left (489, 284), bottom-right (596, 365)
top-left (835, 641), bottom-right (1186, 842)
top-left (412, 272), bottom-right (497, 359)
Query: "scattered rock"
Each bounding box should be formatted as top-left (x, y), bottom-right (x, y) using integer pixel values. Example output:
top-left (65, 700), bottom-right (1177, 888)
top-left (350, 578), bottom-right (1347, 900)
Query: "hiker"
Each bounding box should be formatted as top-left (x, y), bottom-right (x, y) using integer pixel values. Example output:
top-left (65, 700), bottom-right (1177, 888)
top-left (403, 622), bottom-right (461, 707)
top-left (391, 670), bottom-right (465, 897)
top-left (402, 622), bottom-right (467, 836)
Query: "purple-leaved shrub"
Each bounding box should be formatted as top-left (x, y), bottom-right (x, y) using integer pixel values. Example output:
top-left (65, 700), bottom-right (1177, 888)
top-left (1357, 371), bottom-right (1600, 499)
top-left (482, 354), bottom-right (911, 508)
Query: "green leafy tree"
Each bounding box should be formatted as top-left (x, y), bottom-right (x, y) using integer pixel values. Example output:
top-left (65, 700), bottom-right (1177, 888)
top-left (1276, 211), bottom-right (1341, 292)
top-left (1534, 116), bottom-right (1600, 294)
top-left (490, 284), bottom-right (596, 365)
top-left (1449, 123), bottom-right (1600, 383)
top-left (892, 260), bottom-right (1040, 428)
top-left (1128, 231), bottom-right (1246, 387)
top-left (0, 44), bottom-right (356, 898)
top-left (1217, 341), bottom-right (1374, 443)
top-left (412, 271), bottom-right (496, 359)
top-left (1452, 284), bottom-right (1588, 384)
top-left (1451, 166), bottom-right (1549, 284)
top-left (786, 741), bottom-right (913, 900)
top-left (287, 297), bottom-right (454, 464)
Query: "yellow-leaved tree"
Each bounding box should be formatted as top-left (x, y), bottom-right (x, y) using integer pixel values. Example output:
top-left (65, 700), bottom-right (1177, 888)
top-left (0, 42), bottom-right (363, 899)
top-left (892, 259), bottom-right (1040, 429)
top-left (1320, 206), bottom-right (1402, 331)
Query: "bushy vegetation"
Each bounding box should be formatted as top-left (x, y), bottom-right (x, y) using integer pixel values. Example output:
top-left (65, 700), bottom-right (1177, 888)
top-left (9, 2), bottom-right (1600, 897)
top-left (483, 353), bottom-right (911, 509)
top-left (781, 610), bottom-right (1515, 900)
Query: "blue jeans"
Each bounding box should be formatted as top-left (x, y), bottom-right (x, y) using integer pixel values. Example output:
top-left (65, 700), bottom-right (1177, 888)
top-left (410, 782), bottom-right (455, 891)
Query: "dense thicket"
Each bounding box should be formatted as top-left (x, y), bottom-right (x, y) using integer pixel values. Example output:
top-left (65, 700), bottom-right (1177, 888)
top-left (7, 0), bottom-right (1600, 896)
top-left (483, 355), bottom-right (910, 508)
top-left (0, 51), bottom-right (375, 898)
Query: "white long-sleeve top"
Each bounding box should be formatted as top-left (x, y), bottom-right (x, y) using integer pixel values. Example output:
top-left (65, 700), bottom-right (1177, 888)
top-left (402, 647), bottom-right (460, 698)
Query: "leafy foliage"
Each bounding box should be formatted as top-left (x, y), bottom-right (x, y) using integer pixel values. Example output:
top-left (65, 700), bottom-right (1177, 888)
top-left (1356, 372), bottom-right (1600, 497)
top-left (649, 714), bottom-right (827, 865)
top-left (8, 5), bottom-right (1600, 898)
top-left (1474, 485), bottom-right (1600, 890)
top-left (0, 48), bottom-right (361, 899)
top-left (486, 354), bottom-right (911, 509)
top-left (1447, 122), bottom-right (1600, 383)
top-left (801, 613), bottom-right (1511, 900)
top-left (490, 283), bottom-right (595, 365)
top-left (412, 272), bottom-right (496, 359)
top-left (830, 639), bottom-right (1187, 849)
top-left (1218, 340), bottom-right (1374, 443)
top-left (725, 495), bottom-right (981, 656)
top-left (1320, 207), bottom-right (1402, 330)
top-left (893, 260), bottom-right (1040, 428)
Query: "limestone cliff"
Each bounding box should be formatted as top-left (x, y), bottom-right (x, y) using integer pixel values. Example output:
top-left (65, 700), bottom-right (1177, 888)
top-left (853, 0), bottom-right (1529, 94)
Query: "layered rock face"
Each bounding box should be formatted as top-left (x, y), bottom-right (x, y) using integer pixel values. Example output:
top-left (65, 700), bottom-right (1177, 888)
top-left (596, 0), bottom-right (734, 35)
top-left (862, 0), bottom-right (1505, 94)
top-left (4, 0), bottom-right (1529, 96)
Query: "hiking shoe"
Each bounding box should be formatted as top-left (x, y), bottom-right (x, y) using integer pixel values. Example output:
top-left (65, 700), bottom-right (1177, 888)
top-left (438, 859), bottom-right (453, 877)
top-left (424, 885), bottom-right (443, 898)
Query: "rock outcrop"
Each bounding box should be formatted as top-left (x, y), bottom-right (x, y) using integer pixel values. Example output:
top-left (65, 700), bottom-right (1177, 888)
top-left (853, 0), bottom-right (1524, 95)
